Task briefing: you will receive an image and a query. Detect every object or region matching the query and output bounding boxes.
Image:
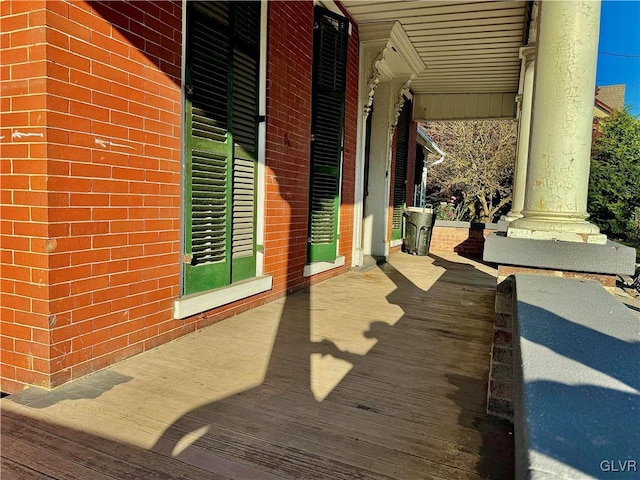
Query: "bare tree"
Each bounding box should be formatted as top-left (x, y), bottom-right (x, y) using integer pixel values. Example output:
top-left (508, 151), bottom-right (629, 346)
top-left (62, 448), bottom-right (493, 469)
top-left (424, 120), bottom-right (517, 223)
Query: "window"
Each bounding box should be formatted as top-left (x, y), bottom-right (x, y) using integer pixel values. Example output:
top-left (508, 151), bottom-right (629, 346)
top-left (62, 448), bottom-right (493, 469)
top-left (183, 1), bottom-right (261, 296)
top-left (307, 6), bottom-right (349, 263)
top-left (391, 97), bottom-right (411, 241)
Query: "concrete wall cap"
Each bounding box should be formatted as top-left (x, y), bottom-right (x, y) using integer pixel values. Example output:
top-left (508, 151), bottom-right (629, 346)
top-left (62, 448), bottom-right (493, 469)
top-left (434, 220), bottom-right (498, 230)
top-left (483, 232), bottom-right (636, 276)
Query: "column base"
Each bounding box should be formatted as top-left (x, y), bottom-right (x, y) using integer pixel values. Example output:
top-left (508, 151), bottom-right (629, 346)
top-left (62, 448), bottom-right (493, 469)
top-left (483, 233), bottom-right (636, 276)
top-left (507, 216), bottom-right (607, 245)
top-left (508, 226), bottom-right (607, 244)
top-left (503, 211), bottom-right (523, 223)
top-left (353, 247), bottom-right (364, 267)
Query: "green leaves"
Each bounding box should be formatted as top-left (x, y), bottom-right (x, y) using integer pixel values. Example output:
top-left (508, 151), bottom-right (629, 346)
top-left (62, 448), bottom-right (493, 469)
top-left (588, 110), bottom-right (640, 239)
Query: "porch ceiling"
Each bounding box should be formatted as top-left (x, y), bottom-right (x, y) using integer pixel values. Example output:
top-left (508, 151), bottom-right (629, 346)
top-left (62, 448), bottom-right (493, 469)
top-left (342, 0), bottom-right (529, 95)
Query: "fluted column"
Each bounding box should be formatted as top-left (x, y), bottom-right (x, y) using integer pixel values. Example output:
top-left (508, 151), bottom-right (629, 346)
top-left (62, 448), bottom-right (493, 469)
top-left (507, 0), bottom-right (606, 244)
top-left (505, 46), bottom-right (535, 221)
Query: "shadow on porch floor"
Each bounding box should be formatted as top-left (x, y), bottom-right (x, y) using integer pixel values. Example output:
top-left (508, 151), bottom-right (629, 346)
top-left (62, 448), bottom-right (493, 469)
top-left (1, 253), bottom-right (513, 480)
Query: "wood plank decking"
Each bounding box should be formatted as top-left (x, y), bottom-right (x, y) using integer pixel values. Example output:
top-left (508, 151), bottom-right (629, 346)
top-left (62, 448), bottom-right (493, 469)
top-left (1, 253), bottom-right (514, 479)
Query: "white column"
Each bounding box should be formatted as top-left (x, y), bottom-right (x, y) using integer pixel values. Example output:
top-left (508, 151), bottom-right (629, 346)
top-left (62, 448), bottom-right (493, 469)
top-left (505, 46), bottom-right (535, 222)
top-left (366, 81), bottom-right (394, 258)
top-left (352, 46), bottom-right (369, 267)
top-left (508, 0), bottom-right (606, 244)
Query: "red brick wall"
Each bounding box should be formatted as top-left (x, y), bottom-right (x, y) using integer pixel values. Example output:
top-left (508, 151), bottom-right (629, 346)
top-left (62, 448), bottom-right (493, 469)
top-left (496, 265), bottom-right (617, 289)
top-left (429, 225), bottom-right (494, 259)
top-left (1, 0), bottom-right (51, 393)
top-left (262, 1), bottom-right (313, 294)
top-left (1, 1), bottom-right (183, 392)
top-left (1, 0), bottom-right (360, 393)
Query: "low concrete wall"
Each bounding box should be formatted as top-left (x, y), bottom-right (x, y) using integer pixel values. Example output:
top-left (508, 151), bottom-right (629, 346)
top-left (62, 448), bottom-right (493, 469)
top-left (512, 274), bottom-right (639, 479)
top-left (429, 220), bottom-right (497, 258)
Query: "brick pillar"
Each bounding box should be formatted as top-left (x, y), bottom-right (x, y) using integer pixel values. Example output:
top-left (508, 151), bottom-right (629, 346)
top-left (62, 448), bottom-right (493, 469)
top-left (487, 277), bottom-right (514, 420)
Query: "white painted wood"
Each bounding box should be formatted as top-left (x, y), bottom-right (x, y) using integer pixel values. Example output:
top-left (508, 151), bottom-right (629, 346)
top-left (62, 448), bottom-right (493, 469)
top-left (173, 276), bottom-right (273, 319)
top-left (345, 1), bottom-right (523, 21)
top-left (413, 93), bottom-right (517, 121)
top-left (404, 15), bottom-right (525, 33)
top-left (255, 0), bottom-right (268, 276)
top-left (343, 0), bottom-right (528, 97)
top-left (303, 255), bottom-right (345, 277)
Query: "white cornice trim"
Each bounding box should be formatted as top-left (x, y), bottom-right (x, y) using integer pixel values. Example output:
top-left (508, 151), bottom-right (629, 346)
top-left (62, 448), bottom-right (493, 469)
top-left (519, 45), bottom-right (536, 60)
top-left (359, 22), bottom-right (395, 44)
top-left (360, 22), bottom-right (426, 77)
top-left (360, 21), bottom-right (424, 117)
top-left (389, 22), bottom-right (425, 75)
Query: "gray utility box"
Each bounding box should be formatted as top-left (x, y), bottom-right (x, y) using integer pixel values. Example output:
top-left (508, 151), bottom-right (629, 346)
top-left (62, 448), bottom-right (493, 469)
top-left (403, 206), bottom-right (434, 256)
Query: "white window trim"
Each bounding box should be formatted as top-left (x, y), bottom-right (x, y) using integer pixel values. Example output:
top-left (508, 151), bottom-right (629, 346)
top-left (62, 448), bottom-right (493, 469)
top-left (303, 255), bottom-right (345, 277)
top-left (174, 275), bottom-right (272, 319)
top-left (255, 0), bottom-right (268, 275)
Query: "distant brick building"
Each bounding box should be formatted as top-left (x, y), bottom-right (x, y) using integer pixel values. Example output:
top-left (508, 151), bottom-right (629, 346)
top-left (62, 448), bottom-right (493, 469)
top-left (593, 84), bottom-right (626, 137)
top-left (596, 84), bottom-right (626, 113)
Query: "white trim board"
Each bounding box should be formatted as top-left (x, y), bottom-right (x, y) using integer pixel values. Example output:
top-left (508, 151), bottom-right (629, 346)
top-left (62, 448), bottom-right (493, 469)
top-left (174, 276), bottom-right (273, 319)
top-left (303, 256), bottom-right (346, 277)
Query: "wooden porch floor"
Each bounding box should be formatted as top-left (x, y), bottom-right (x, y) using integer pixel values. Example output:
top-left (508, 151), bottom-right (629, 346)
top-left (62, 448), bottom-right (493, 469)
top-left (1, 253), bottom-right (514, 480)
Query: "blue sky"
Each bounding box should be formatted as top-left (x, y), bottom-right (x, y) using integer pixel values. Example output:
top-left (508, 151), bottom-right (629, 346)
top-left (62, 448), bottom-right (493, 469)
top-left (596, 1), bottom-right (640, 115)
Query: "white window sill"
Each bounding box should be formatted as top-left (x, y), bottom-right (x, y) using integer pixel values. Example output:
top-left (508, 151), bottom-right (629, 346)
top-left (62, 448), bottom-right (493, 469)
top-left (390, 239), bottom-right (403, 248)
top-left (303, 255), bottom-right (345, 277)
top-left (173, 275), bottom-right (273, 319)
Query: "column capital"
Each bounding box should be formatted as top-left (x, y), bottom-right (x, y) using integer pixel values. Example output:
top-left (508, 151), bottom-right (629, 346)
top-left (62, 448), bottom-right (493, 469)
top-left (514, 94), bottom-right (523, 116)
top-left (519, 45), bottom-right (536, 62)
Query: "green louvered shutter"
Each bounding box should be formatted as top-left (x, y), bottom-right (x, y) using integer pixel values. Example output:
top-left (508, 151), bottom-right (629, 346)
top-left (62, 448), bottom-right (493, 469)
top-left (184, 1), bottom-right (260, 295)
top-left (308, 7), bottom-right (349, 263)
top-left (391, 98), bottom-right (411, 241)
top-left (230, 1), bottom-right (260, 283)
